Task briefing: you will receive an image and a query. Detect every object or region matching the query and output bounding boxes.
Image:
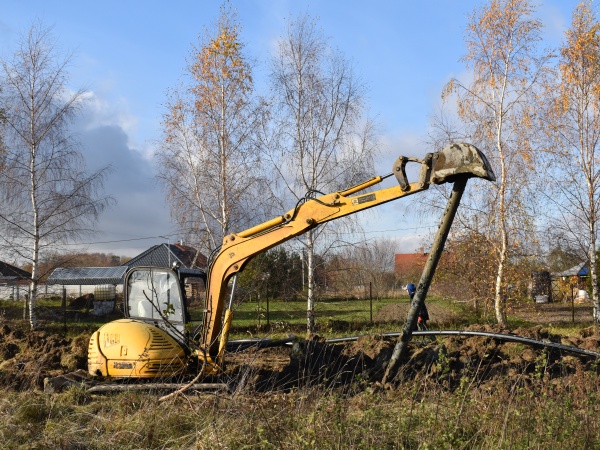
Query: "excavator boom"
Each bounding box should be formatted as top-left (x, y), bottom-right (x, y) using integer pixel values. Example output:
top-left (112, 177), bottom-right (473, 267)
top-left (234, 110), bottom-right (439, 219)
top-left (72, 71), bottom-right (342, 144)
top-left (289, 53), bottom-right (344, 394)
top-left (200, 143), bottom-right (495, 365)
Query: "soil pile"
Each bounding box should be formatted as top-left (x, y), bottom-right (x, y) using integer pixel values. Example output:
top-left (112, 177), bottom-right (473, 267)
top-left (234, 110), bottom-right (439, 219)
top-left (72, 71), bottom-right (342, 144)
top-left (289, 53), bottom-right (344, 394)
top-left (0, 323), bottom-right (90, 390)
top-left (0, 319), bottom-right (599, 393)
top-left (224, 324), bottom-right (600, 392)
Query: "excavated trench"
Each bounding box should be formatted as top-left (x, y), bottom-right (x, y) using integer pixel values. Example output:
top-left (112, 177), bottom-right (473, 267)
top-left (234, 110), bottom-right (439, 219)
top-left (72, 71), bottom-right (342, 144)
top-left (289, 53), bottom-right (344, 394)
top-left (221, 324), bottom-right (600, 392)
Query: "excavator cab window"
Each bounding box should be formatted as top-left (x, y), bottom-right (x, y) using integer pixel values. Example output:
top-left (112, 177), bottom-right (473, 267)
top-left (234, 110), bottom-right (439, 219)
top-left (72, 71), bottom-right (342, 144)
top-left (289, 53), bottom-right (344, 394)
top-left (126, 268), bottom-right (185, 328)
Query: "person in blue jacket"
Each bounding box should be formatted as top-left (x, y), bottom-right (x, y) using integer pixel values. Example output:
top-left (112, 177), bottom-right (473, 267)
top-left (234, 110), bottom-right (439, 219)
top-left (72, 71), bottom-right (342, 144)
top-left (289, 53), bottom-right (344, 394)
top-left (406, 283), bottom-right (429, 330)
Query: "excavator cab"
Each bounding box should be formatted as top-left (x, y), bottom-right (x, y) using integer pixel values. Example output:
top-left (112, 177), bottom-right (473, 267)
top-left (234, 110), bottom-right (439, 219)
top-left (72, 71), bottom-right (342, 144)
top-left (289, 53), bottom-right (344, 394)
top-left (124, 266), bottom-right (207, 340)
top-left (126, 268), bottom-right (187, 335)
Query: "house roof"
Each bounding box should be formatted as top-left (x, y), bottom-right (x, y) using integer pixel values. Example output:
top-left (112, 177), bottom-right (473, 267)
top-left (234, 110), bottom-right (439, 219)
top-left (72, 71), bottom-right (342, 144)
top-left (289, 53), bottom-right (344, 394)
top-left (47, 266), bottom-right (128, 285)
top-left (395, 252), bottom-right (428, 272)
top-left (0, 261), bottom-right (31, 283)
top-left (552, 262), bottom-right (589, 278)
top-left (124, 243), bottom-right (207, 269)
top-left (46, 243), bottom-right (208, 286)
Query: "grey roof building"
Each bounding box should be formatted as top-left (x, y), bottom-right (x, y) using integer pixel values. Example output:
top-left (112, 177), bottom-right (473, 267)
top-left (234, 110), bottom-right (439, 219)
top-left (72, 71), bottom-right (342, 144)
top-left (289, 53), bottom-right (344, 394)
top-left (552, 262), bottom-right (589, 278)
top-left (124, 243), bottom-right (207, 270)
top-left (48, 266), bottom-right (128, 285)
top-left (0, 261), bottom-right (31, 283)
top-left (47, 243), bottom-right (208, 286)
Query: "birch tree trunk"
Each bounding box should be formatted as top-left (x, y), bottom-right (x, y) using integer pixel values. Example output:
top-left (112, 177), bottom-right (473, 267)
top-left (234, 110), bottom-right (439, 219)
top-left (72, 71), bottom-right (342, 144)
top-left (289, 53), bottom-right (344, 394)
top-left (306, 229), bottom-right (315, 333)
top-left (269, 15), bottom-right (377, 333)
top-left (157, 7), bottom-right (268, 257)
top-left (0, 23), bottom-right (109, 329)
top-left (444, 0), bottom-right (549, 324)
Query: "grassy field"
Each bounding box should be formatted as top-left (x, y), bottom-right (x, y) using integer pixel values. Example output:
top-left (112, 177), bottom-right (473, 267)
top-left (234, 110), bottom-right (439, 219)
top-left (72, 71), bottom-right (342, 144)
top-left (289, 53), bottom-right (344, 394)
top-left (224, 296), bottom-right (405, 332)
top-left (0, 375), bottom-right (598, 449)
top-left (0, 296), bottom-right (411, 345)
top-left (1, 294), bottom-right (593, 338)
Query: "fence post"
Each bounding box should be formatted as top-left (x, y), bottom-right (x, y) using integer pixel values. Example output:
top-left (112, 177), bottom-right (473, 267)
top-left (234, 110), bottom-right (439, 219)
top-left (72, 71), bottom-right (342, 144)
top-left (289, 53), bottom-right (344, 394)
top-left (369, 281), bottom-right (373, 325)
top-left (572, 287), bottom-right (575, 323)
top-left (23, 285), bottom-right (30, 320)
top-left (266, 292), bottom-right (270, 327)
top-left (257, 293), bottom-right (261, 329)
top-left (63, 287), bottom-right (67, 333)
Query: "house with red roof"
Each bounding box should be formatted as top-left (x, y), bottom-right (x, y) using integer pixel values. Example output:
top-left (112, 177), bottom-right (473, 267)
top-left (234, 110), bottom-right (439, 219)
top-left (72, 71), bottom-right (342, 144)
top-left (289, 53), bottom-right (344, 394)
top-left (395, 248), bottom-right (428, 285)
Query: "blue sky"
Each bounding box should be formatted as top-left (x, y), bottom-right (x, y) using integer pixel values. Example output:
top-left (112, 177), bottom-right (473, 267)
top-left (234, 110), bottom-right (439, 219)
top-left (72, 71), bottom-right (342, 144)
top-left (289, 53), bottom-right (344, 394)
top-left (0, 0), bottom-right (581, 257)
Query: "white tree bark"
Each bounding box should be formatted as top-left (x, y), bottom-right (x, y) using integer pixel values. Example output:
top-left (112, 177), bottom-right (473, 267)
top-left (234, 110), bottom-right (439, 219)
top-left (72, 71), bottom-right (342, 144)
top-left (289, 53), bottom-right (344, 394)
top-left (0, 23), bottom-right (110, 329)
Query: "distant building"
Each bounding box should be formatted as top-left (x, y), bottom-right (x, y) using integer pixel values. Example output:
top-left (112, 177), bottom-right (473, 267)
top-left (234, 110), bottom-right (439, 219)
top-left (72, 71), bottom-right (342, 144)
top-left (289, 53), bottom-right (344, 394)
top-left (0, 261), bottom-right (32, 301)
top-left (48, 243), bottom-right (208, 287)
top-left (124, 243), bottom-right (208, 270)
top-left (551, 262), bottom-right (590, 303)
top-left (395, 247), bottom-right (428, 284)
top-left (0, 261), bottom-right (31, 284)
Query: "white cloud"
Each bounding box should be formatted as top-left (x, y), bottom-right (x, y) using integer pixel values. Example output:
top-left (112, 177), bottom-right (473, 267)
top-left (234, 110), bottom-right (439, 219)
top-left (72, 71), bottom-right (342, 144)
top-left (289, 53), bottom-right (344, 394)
top-left (391, 233), bottom-right (429, 253)
top-left (69, 91), bottom-right (175, 257)
top-left (79, 90), bottom-right (141, 147)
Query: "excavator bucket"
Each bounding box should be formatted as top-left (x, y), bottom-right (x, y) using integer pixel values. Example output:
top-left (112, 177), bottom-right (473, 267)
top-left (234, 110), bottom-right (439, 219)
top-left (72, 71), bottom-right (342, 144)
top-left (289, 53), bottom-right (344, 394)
top-left (430, 143), bottom-right (495, 184)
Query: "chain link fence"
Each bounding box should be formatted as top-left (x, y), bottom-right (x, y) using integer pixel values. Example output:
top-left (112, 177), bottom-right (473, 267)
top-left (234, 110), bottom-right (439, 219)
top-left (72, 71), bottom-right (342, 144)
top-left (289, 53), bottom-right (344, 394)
top-left (0, 283), bottom-right (125, 325)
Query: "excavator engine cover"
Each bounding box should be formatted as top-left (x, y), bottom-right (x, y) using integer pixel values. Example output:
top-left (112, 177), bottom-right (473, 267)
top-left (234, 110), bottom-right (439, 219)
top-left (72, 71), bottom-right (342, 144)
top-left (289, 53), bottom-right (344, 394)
top-left (430, 143), bottom-right (495, 184)
top-left (88, 319), bottom-right (187, 378)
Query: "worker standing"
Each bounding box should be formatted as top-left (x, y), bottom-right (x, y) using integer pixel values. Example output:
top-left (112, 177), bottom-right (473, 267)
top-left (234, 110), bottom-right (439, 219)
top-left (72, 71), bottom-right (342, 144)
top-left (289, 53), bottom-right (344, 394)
top-left (406, 283), bottom-right (429, 330)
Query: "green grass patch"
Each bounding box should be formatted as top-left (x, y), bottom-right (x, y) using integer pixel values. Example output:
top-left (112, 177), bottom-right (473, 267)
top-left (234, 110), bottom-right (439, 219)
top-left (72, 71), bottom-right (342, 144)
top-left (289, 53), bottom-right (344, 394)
top-left (0, 298), bottom-right (122, 337)
top-left (230, 296), bottom-right (404, 327)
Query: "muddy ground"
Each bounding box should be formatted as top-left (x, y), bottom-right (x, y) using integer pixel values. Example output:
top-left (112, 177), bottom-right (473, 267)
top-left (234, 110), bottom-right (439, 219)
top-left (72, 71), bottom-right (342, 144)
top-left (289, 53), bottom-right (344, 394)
top-left (0, 299), bottom-right (599, 393)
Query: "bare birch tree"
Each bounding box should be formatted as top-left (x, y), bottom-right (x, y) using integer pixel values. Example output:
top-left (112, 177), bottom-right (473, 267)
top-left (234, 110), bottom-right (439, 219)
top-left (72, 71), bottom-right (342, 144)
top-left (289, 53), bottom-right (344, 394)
top-left (444, 0), bottom-right (550, 324)
top-left (541, 2), bottom-right (600, 321)
top-left (157, 8), bottom-right (268, 260)
top-left (347, 239), bottom-right (398, 300)
top-left (269, 15), bottom-right (377, 332)
top-left (0, 23), bottom-right (110, 328)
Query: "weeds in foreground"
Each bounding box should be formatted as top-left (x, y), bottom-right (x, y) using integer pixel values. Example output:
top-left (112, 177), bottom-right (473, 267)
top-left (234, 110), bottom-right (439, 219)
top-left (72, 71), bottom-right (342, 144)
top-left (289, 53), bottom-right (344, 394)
top-left (0, 363), bottom-right (598, 449)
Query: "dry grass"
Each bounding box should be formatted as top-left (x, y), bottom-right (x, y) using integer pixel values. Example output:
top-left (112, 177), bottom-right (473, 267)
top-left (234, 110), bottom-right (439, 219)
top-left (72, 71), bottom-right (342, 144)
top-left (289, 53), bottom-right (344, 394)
top-left (0, 368), bottom-right (598, 449)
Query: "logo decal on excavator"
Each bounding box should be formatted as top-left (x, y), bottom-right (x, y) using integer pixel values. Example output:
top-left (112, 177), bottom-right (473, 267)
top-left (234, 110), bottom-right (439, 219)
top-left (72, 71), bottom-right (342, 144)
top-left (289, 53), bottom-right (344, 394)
top-left (113, 362), bottom-right (134, 369)
top-left (104, 332), bottom-right (120, 348)
top-left (352, 193), bottom-right (376, 205)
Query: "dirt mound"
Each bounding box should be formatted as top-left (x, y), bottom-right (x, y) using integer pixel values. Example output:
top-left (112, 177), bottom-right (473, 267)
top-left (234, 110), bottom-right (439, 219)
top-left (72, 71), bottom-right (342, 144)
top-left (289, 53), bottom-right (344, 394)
top-left (0, 323), bottom-right (90, 390)
top-left (224, 325), bottom-right (600, 392)
top-left (1, 318), bottom-right (599, 394)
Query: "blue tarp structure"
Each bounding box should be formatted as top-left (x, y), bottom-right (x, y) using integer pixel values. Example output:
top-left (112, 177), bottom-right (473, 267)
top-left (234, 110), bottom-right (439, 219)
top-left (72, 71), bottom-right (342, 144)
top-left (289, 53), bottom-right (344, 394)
top-left (552, 262), bottom-right (589, 278)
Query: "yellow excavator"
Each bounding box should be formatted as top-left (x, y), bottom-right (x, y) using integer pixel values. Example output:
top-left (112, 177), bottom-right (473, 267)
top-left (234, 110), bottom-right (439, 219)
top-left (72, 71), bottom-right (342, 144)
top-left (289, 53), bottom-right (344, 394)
top-left (87, 143), bottom-right (495, 379)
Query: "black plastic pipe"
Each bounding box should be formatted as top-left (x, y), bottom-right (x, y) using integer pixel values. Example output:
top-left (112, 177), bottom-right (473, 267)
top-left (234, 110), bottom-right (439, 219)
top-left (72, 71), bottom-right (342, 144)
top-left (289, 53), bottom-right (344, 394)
top-left (325, 330), bottom-right (600, 359)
